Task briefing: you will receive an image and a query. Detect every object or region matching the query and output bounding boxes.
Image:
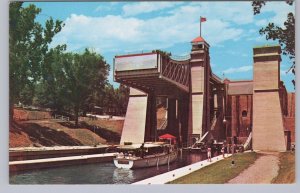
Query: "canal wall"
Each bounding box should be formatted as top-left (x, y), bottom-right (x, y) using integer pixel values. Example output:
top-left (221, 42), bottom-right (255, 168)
top-left (9, 146), bottom-right (110, 161)
top-left (9, 153), bottom-right (116, 172)
top-left (133, 154), bottom-right (232, 184)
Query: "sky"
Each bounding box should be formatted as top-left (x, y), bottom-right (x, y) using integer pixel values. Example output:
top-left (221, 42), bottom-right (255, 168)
top-left (24, 1), bottom-right (295, 92)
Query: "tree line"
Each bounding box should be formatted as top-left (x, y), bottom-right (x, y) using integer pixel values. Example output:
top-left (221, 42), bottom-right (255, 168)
top-left (9, 2), bottom-right (129, 127)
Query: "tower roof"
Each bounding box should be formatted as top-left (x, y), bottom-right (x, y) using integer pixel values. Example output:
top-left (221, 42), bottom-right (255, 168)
top-left (191, 36), bottom-right (210, 47)
top-left (191, 36), bottom-right (206, 43)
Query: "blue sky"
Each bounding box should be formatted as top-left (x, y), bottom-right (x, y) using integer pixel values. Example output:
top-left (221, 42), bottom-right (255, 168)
top-left (25, 1), bottom-right (295, 92)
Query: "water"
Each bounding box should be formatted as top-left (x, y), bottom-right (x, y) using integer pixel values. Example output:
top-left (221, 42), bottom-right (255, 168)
top-left (10, 152), bottom-right (208, 184)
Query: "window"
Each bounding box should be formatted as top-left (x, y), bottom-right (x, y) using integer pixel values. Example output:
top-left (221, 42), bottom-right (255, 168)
top-left (242, 110), bottom-right (247, 117)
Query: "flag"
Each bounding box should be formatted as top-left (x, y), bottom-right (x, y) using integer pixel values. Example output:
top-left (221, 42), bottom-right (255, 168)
top-left (200, 17), bottom-right (206, 22)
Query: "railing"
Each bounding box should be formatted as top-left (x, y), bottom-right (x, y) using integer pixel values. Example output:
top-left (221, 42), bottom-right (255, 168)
top-left (191, 131), bottom-right (209, 148)
top-left (170, 54), bottom-right (191, 61)
top-left (210, 114), bottom-right (217, 131)
top-left (161, 57), bottom-right (190, 90)
top-left (53, 114), bottom-right (70, 122)
top-left (115, 50), bottom-right (152, 57)
top-left (211, 73), bottom-right (223, 83)
top-left (243, 132), bottom-right (252, 150)
top-left (158, 119), bottom-right (168, 130)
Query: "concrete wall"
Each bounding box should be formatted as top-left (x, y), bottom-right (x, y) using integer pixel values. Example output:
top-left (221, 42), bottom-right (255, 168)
top-left (120, 88), bottom-right (148, 144)
top-left (253, 92), bottom-right (286, 151)
top-left (9, 147), bottom-right (108, 161)
top-left (284, 92), bottom-right (295, 143)
top-left (253, 61), bottom-right (279, 90)
top-left (10, 153), bottom-right (115, 172)
top-left (252, 46), bottom-right (286, 151)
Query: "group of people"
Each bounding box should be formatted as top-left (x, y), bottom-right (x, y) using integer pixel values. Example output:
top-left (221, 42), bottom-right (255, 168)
top-left (206, 139), bottom-right (242, 162)
top-left (206, 144), bottom-right (226, 162)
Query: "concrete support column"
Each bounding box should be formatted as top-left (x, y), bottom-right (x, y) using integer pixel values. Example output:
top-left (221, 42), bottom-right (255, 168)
top-left (252, 45), bottom-right (286, 151)
top-left (167, 98), bottom-right (179, 137)
top-left (178, 94), bottom-right (189, 146)
top-left (145, 93), bottom-right (157, 142)
top-left (231, 96), bottom-right (238, 138)
top-left (120, 88), bottom-right (148, 144)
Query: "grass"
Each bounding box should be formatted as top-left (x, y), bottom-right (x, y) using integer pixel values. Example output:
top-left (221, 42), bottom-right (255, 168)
top-left (169, 152), bottom-right (258, 184)
top-left (81, 117), bottom-right (124, 134)
top-left (272, 151), bottom-right (295, 184)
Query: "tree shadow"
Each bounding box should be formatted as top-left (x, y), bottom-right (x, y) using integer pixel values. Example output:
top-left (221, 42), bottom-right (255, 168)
top-left (11, 122), bottom-right (83, 146)
top-left (59, 121), bottom-right (121, 143)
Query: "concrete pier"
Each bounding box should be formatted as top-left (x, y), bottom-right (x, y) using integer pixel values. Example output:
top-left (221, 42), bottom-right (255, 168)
top-left (133, 154), bottom-right (232, 184)
top-left (9, 153), bottom-right (116, 172)
top-left (9, 145), bottom-right (109, 161)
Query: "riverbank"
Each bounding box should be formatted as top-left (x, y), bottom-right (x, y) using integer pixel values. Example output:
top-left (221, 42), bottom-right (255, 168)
top-left (271, 151), bottom-right (295, 183)
top-left (169, 152), bottom-right (257, 184)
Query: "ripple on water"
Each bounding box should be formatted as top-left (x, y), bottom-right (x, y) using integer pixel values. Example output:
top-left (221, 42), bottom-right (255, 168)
top-left (10, 152), bottom-right (208, 184)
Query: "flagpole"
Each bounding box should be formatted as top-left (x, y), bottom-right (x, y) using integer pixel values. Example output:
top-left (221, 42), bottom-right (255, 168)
top-left (200, 17), bottom-right (202, 37)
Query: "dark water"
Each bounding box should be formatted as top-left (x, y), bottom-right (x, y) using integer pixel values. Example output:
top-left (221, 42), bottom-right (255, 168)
top-left (9, 152), bottom-right (207, 184)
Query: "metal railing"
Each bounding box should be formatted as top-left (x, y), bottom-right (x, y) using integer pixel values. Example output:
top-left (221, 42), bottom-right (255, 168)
top-left (170, 54), bottom-right (191, 61)
top-left (53, 114), bottom-right (70, 122)
top-left (158, 119), bottom-right (168, 130)
top-left (243, 132), bottom-right (252, 150)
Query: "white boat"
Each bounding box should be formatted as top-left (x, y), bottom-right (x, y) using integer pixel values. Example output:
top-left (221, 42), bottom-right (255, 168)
top-left (113, 142), bottom-right (178, 169)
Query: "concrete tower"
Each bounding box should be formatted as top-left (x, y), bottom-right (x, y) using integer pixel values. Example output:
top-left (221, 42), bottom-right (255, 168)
top-left (188, 36), bottom-right (211, 144)
top-left (252, 45), bottom-right (286, 151)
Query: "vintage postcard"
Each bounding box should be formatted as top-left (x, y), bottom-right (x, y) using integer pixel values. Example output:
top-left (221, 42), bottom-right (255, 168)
top-left (9, 1), bottom-right (295, 185)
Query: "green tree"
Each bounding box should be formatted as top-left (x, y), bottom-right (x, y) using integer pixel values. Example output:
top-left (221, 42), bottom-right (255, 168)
top-left (252, 0), bottom-right (295, 87)
top-left (101, 84), bottom-right (116, 115)
top-left (115, 84), bottom-right (129, 115)
top-left (35, 45), bottom-right (68, 112)
top-left (9, 2), bottom-right (63, 120)
top-left (60, 49), bottom-right (109, 126)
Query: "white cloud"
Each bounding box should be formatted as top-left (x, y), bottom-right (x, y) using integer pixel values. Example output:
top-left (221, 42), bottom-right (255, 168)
top-left (255, 19), bottom-right (268, 27)
top-left (122, 2), bottom-right (181, 16)
top-left (51, 1), bottom-right (294, 54)
top-left (200, 2), bottom-right (254, 25)
top-left (261, 2), bottom-right (295, 27)
top-left (52, 14), bottom-right (145, 52)
top-left (94, 6), bottom-right (111, 12)
top-left (223, 65), bottom-right (253, 74)
top-left (52, 7), bottom-right (244, 53)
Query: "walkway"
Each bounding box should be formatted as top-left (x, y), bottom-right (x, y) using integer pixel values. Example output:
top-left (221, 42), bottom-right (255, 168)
top-left (228, 151), bottom-right (279, 184)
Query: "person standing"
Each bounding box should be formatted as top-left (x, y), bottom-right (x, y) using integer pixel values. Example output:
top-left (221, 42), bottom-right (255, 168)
top-left (207, 146), bottom-right (212, 162)
top-left (221, 144), bottom-right (225, 158)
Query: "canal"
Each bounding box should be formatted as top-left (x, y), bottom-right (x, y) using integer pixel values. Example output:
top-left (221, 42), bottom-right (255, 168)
top-left (10, 151), bottom-right (208, 184)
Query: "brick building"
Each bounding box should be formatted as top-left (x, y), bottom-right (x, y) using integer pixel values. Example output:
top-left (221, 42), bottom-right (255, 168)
top-left (223, 46), bottom-right (295, 151)
top-left (114, 36), bottom-right (295, 152)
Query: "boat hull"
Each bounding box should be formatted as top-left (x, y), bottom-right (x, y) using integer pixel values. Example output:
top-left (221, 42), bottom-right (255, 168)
top-left (114, 151), bottom-right (177, 169)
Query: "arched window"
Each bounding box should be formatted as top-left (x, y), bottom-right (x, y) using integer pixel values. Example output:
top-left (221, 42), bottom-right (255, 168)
top-left (242, 110), bottom-right (247, 117)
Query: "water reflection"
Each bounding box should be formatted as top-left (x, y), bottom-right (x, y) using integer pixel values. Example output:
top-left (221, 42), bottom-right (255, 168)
top-left (113, 168), bottom-right (134, 184)
top-left (10, 152), bottom-right (207, 184)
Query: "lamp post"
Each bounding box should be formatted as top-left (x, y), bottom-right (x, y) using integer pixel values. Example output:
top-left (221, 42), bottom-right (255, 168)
top-left (223, 117), bottom-right (228, 141)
